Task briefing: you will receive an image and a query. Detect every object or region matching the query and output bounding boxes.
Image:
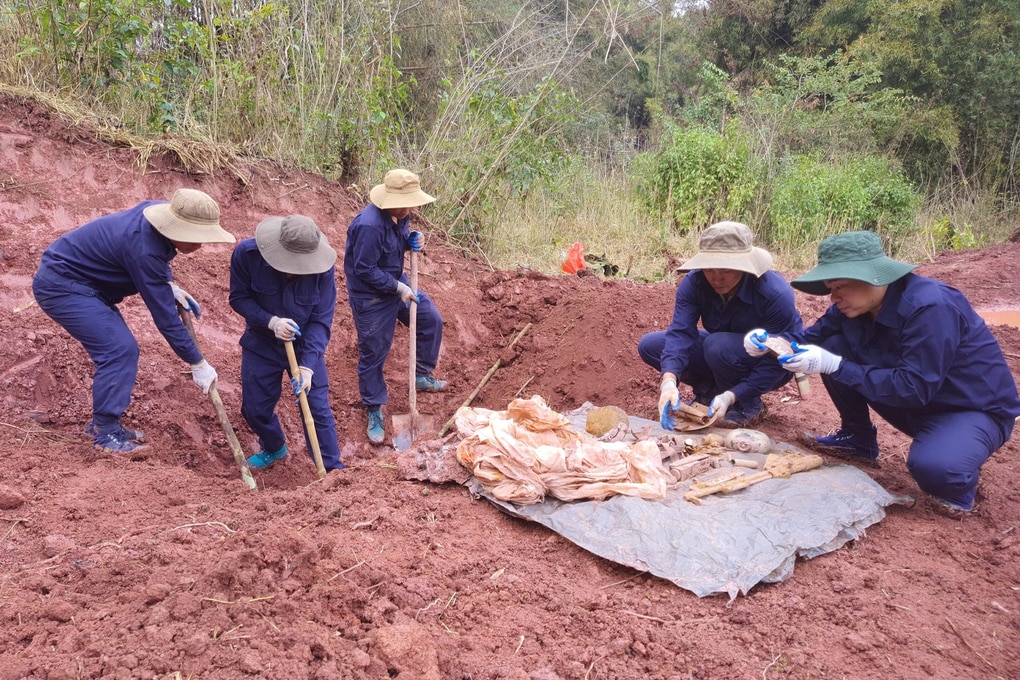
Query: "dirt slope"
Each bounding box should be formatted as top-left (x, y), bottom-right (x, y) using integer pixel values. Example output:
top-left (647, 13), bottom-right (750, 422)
top-left (1, 93), bottom-right (1019, 680)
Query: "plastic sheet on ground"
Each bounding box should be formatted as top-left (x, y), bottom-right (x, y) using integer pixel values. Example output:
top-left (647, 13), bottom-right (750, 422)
top-left (466, 405), bottom-right (909, 599)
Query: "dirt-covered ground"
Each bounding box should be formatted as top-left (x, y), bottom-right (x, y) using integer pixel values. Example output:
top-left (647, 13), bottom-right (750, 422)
top-left (1, 93), bottom-right (1019, 680)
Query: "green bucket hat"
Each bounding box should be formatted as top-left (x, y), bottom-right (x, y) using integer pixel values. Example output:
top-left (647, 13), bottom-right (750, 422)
top-left (791, 231), bottom-right (916, 295)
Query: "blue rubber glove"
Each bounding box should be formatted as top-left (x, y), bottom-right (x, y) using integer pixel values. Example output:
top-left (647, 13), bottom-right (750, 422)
top-left (779, 342), bottom-right (842, 375)
top-left (409, 230), bottom-right (424, 251)
top-left (743, 329), bottom-right (769, 357)
top-left (707, 391), bottom-right (736, 419)
top-left (290, 366), bottom-right (313, 402)
top-left (658, 373), bottom-right (680, 430)
top-left (269, 317), bottom-right (301, 341)
top-left (171, 282), bottom-right (201, 319)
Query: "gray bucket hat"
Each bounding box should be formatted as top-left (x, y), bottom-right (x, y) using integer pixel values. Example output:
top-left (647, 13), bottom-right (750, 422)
top-left (370, 169), bottom-right (436, 210)
top-left (679, 221), bottom-right (773, 277)
top-left (792, 231), bottom-right (916, 295)
top-left (255, 215), bottom-right (337, 275)
top-left (143, 188), bottom-right (235, 244)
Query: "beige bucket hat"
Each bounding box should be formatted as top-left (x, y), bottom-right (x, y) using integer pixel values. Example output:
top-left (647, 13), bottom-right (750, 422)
top-left (679, 221), bottom-right (773, 277)
top-left (255, 214), bottom-right (337, 275)
top-left (143, 188), bottom-right (235, 243)
top-left (370, 169), bottom-right (436, 210)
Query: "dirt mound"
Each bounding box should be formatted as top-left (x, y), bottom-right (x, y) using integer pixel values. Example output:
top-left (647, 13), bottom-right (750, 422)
top-left (2, 93), bottom-right (1019, 679)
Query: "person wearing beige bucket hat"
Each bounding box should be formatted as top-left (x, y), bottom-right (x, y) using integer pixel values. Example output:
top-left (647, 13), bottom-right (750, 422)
top-left (228, 215), bottom-right (344, 472)
top-left (638, 220), bottom-right (803, 429)
top-left (31, 188), bottom-right (235, 454)
top-left (345, 169), bottom-right (446, 444)
top-left (742, 231), bottom-right (1020, 514)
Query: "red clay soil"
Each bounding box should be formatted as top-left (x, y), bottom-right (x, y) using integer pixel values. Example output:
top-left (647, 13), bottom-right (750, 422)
top-left (2, 93), bottom-right (1020, 680)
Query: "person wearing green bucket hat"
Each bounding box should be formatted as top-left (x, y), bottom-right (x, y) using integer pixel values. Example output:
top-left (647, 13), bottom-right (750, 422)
top-left (743, 231), bottom-right (1020, 514)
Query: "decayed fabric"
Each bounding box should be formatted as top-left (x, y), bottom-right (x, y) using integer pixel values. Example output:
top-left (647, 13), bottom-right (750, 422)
top-left (455, 395), bottom-right (670, 504)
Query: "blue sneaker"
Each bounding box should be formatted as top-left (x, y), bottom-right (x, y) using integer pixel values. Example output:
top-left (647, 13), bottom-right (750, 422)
top-left (367, 407), bottom-right (385, 445)
top-left (94, 431), bottom-right (149, 454)
top-left (808, 426), bottom-right (880, 460)
top-left (247, 445), bottom-right (287, 470)
top-left (86, 421), bottom-right (144, 442)
top-left (415, 375), bottom-right (448, 392)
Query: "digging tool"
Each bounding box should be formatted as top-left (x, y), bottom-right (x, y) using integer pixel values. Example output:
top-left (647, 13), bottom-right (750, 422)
top-left (284, 340), bottom-right (327, 479)
top-left (177, 304), bottom-right (257, 491)
top-left (393, 250), bottom-right (436, 450)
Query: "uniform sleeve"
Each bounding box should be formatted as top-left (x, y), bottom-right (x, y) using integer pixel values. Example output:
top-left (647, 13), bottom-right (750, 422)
top-left (130, 251), bottom-right (203, 365)
top-left (347, 221), bottom-right (400, 294)
top-left (229, 244), bottom-right (275, 330)
top-left (296, 269), bottom-right (337, 368)
top-left (659, 276), bottom-right (702, 378)
top-left (832, 303), bottom-right (960, 408)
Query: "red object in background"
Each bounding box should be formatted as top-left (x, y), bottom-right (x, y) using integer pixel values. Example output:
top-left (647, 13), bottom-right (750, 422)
top-left (562, 242), bottom-right (587, 274)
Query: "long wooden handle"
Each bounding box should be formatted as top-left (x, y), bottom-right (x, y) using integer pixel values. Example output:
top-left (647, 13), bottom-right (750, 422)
top-left (177, 305), bottom-right (257, 491)
top-left (408, 250), bottom-right (419, 423)
top-left (285, 340), bottom-right (327, 479)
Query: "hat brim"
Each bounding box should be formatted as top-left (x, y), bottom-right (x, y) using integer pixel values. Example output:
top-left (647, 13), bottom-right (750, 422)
top-left (791, 258), bottom-right (916, 295)
top-left (678, 246), bottom-right (773, 277)
top-left (143, 203), bottom-right (235, 244)
top-left (369, 183), bottom-right (437, 210)
top-left (255, 217), bottom-right (337, 275)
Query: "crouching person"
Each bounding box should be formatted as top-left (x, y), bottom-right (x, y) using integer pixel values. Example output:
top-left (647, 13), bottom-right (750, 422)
top-left (229, 215), bottom-right (345, 472)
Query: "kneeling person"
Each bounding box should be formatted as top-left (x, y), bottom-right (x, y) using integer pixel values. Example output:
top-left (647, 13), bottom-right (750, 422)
top-left (229, 215), bottom-right (344, 472)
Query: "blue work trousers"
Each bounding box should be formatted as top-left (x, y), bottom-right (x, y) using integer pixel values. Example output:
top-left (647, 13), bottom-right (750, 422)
top-left (819, 334), bottom-right (1014, 508)
top-left (638, 330), bottom-right (783, 410)
top-left (240, 347), bottom-right (342, 471)
top-left (349, 291), bottom-right (442, 407)
top-left (32, 273), bottom-right (138, 434)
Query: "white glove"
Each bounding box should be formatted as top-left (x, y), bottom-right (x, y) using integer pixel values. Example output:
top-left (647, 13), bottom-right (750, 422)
top-left (396, 282), bottom-right (419, 305)
top-left (190, 359), bottom-right (217, 394)
top-left (708, 390), bottom-right (736, 419)
top-left (658, 373), bottom-right (680, 415)
top-left (291, 366), bottom-right (313, 395)
top-left (779, 343), bottom-right (843, 375)
top-left (743, 329), bottom-right (769, 357)
top-left (268, 316), bottom-right (301, 341)
top-left (170, 282), bottom-right (201, 318)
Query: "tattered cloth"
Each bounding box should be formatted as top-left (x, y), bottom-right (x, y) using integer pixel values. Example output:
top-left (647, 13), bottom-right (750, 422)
top-left (455, 395), bottom-right (669, 504)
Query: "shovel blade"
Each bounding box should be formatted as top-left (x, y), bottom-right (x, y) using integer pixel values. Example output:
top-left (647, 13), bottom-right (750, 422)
top-left (391, 411), bottom-right (437, 451)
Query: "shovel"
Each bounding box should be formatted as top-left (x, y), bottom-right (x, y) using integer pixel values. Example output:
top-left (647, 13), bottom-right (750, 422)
top-left (177, 304), bottom-right (257, 491)
top-left (392, 250), bottom-right (436, 450)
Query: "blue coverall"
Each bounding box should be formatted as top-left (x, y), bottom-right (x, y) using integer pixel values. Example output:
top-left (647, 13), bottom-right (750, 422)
top-left (639, 270), bottom-right (804, 413)
top-left (798, 273), bottom-right (1020, 509)
top-left (344, 203), bottom-right (443, 407)
top-left (228, 238), bottom-right (343, 471)
top-left (31, 202), bottom-right (203, 435)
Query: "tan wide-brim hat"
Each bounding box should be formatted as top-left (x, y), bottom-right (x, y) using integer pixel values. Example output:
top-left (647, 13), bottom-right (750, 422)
top-left (369, 169), bottom-right (437, 210)
top-left (255, 214), bottom-right (337, 275)
top-left (678, 221), bottom-right (773, 277)
top-left (143, 188), bottom-right (235, 244)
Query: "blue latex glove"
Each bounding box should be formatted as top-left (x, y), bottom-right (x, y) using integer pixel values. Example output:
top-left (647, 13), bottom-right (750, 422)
top-left (779, 342), bottom-right (842, 375)
top-left (171, 282), bottom-right (201, 319)
top-left (743, 329), bottom-right (769, 357)
top-left (409, 230), bottom-right (424, 251)
top-left (658, 374), bottom-right (680, 429)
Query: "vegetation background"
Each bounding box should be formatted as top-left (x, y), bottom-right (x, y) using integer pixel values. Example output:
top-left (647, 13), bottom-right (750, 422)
top-left (2, 0), bottom-right (1018, 277)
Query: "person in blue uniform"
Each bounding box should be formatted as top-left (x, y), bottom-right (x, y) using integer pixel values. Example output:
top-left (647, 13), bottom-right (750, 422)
top-left (745, 231), bottom-right (1020, 513)
top-left (344, 169), bottom-right (447, 445)
top-left (642, 221), bottom-right (803, 429)
top-left (228, 214), bottom-right (344, 472)
top-left (31, 188), bottom-right (235, 454)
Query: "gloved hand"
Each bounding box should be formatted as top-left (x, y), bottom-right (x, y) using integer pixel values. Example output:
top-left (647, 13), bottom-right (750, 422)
top-left (743, 328), bottom-right (769, 357)
top-left (658, 373), bottom-right (680, 430)
top-left (170, 282), bottom-right (201, 319)
top-left (779, 343), bottom-right (843, 375)
top-left (268, 316), bottom-right (301, 341)
top-left (409, 230), bottom-right (424, 252)
top-left (396, 281), bottom-right (419, 305)
top-left (707, 390), bottom-right (736, 419)
top-left (291, 366), bottom-right (313, 396)
top-left (190, 359), bottom-right (217, 394)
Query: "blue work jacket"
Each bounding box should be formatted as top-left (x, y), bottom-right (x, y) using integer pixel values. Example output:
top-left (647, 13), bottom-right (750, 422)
top-left (228, 238), bottom-right (336, 366)
top-left (344, 204), bottom-right (412, 298)
top-left (800, 273), bottom-right (1020, 421)
top-left (35, 201), bottom-right (202, 364)
top-left (661, 269), bottom-right (803, 387)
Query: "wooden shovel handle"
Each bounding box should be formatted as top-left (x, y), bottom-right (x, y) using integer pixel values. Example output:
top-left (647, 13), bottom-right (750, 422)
top-left (284, 340), bottom-right (327, 479)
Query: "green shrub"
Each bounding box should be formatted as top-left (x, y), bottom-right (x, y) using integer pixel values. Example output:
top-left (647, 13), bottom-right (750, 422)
top-left (768, 154), bottom-right (918, 250)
